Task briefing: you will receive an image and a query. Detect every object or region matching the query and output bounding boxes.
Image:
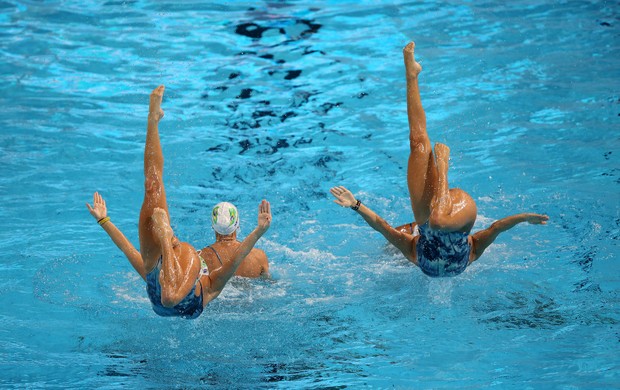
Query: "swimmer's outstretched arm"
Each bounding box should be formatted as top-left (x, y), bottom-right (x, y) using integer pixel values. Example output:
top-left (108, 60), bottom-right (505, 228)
top-left (202, 200), bottom-right (272, 304)
top-left (330, 186), bottom-right (416, 263)
top-left (469, 213), bottom-right (549, 263)
top-left (86, 192), bottom-right (146, 280)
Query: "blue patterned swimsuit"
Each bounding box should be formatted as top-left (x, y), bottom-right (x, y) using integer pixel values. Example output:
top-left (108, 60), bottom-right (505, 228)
top-left (146, 257), bottom-right (204, 319)
top-left (415, 222), bottom-right (471, 277)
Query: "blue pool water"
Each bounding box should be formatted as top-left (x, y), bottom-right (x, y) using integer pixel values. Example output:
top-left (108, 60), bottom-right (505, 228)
top-left (1, 0), bottom-right (619, 388)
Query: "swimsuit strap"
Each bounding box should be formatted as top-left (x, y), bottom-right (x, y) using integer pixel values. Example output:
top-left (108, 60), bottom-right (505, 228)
top-left (207, 246), bottom-right (224, 266)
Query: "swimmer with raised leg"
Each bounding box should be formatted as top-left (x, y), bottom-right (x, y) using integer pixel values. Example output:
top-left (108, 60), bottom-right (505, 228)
top-left (330, 42), bottom-right (548, 277)
top-left (88, 86), bottom-right (272, 318)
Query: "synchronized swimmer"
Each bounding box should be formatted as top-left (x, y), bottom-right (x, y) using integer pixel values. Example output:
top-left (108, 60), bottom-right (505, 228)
top-left (330, 42), bottom-right (548, 277)
top-left (89, 41), bottom-right (548, 319)
top-left (88, 86), bottom-right (271, 319)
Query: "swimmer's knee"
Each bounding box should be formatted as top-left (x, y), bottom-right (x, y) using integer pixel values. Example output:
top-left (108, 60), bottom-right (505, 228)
top-left (409, 134), bottom-right (431, 154)
top-left (144, 170), bottom-right (163, 195)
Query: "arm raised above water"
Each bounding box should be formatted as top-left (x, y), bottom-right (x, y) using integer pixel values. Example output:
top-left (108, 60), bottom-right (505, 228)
top-left (86, 192), bottom-right (146, 280)
top-left (330, 186), bottom-right (416, 263)
top-left (469, 213), bottom-right (549, 263)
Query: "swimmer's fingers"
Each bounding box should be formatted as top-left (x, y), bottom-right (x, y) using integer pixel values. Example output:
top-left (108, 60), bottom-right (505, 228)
top-left (330, 185), bottom-right (350, 195)
top-left (329, 188), bottom-right (345, 206)
top-left (96, 192), bottom-right (107, 215)
top-left (94, 191), bottom-right (106, 208)
top-left (257, 199), bottom-right (272, 231)
top-left (534, 214), bottom-right (548, 224)
top-left (262, 199), bottom-right (271, 218)
top-left (526, 213), bottom-right (549, 225)
top-left (329, 186), bottom-right (347, 199)
top-left (537, 215), bottom-right (549, 225)
top-left (330, 186), bottom-right (355, 207)
top-left (87, 192), bottom-right (107, 220)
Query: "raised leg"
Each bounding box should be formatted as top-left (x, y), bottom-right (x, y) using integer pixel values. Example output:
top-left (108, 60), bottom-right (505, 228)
top-left (404, 41), bottom-right (437, 225)
top-left (138, 86), bottom-right (200, 306)
top-left (138, 85), bottom-right (169, 272)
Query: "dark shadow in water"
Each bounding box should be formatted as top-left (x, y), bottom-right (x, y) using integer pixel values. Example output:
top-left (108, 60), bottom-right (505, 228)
top-left (477, 292), bottom-right (566, 329)
top-left (98, 353), bottom-right (147, 380)
top-left (235, 22), bottom-right (271, 39)
top-left (205, 134), bottom-right (316, 157)
top-left (475, 290), bottom-right (617, 330)
top-left (254, 311), bottom-right (375, 387)
top-left (553, 200), bottom-right (619, 293)
top-left (200, 9), bottom-right (341, 153)
top-left (234, 18), bottom-right (322, 41)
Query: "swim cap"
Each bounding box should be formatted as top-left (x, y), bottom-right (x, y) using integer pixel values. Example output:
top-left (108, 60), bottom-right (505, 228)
top-left (212, 202), bottom-right (240, 235)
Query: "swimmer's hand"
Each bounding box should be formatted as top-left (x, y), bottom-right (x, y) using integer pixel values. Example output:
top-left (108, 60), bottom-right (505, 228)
top-left (330, 186), bottom-right (357, 208)
top-left (257, 200), bottom-right (272, 233)
top-left (523, 213), bottom-right (549, 225)
top-left (86, 192), bottom-right (107, 220)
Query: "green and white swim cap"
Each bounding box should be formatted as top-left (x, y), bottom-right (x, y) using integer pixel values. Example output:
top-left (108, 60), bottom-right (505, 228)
top-left (212, 202), bottom-right (240, 235)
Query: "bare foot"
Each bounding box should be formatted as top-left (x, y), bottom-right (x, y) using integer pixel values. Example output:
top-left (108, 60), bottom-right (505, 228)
top-left (403, 42), bottom-right (422, 77)
top-left (149, 85), bottom-right (165, 121)
top-left (434, 142), bottom-right (450, 162)
top-left (151, 207), bottom-right (173, 241)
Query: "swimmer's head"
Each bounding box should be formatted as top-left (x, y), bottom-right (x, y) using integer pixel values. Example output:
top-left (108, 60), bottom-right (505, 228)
top-left (212, 202), bottom-right (240, 236)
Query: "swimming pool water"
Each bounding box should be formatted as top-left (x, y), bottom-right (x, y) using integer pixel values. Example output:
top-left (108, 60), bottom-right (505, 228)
top-left (1, 0), bottom-right (618, 388)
